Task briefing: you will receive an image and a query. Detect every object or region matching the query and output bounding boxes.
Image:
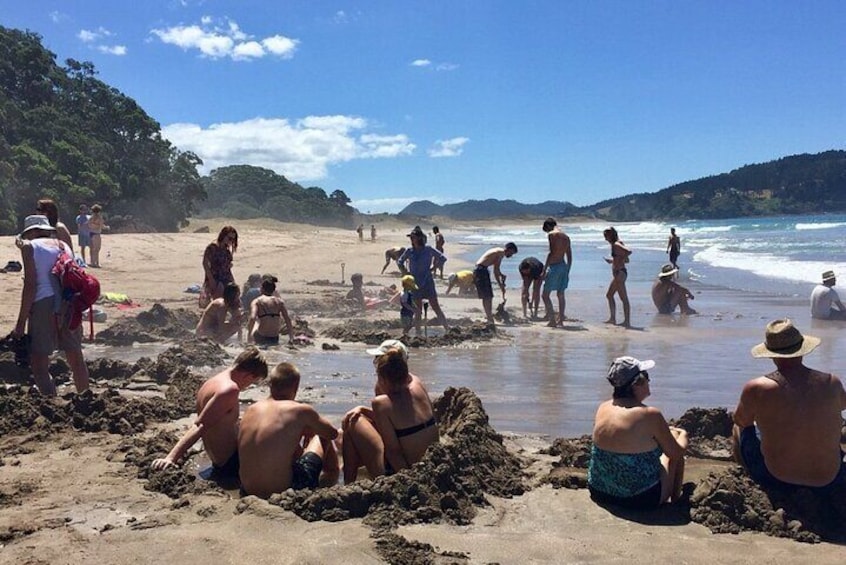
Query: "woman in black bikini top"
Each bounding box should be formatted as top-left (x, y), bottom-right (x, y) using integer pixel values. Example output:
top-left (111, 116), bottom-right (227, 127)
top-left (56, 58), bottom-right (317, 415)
top-left (603, 227), bottom-right (632, 328)
top-left (342, 345), bottom-right (439, 483)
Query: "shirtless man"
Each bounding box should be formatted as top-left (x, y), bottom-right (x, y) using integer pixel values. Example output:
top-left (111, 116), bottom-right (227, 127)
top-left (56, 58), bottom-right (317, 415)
top-left (732, 319), bottom-right (846, 489)
top-left (247, 275), bottom-right (294, 346)
top-left (651, 264), bottom-right (697, 315)
top-left (151, 347), bottom-right (268, 478)
top-left (666, 228), bottom-right (681, 270)
top-left (431, 226), bottom-right (446, 279)
top-left (238, 363), bottom-right (340, 498)
top-left (541, 218), bottom-right (573, 327)
top-left (518, 257), bottom-right (544, 319)
top-left (474, 243), bottom-right (518, 324)
top-left (196, 282), bottom-right (242, 343)
top-left (381, 246), bottom-right (406, 274)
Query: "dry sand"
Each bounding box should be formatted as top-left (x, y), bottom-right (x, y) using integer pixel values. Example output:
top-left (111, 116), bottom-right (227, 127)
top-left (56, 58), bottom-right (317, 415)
top-left (1, 218), bottom-right (844, 564)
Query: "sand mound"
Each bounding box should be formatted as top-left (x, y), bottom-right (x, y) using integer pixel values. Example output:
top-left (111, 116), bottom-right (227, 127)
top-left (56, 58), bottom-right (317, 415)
top-left (97, 304), bottom-right (199, 345)
top-left (245, 387), bottom-right (525, 532)
top-left (690, 466), bottom-right (846, 543)
top-left (671, 407), bottom-right (734, 460)
top-left (322, 320), bottom-right (500, 347)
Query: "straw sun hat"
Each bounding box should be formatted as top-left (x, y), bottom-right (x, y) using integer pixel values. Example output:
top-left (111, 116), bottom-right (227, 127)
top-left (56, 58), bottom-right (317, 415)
top-left (750, 319), bottom-right (820, 359)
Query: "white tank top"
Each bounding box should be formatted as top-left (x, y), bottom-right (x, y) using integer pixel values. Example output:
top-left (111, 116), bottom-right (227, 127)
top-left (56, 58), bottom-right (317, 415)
top-left (30, 238), bottom-right (62, 302)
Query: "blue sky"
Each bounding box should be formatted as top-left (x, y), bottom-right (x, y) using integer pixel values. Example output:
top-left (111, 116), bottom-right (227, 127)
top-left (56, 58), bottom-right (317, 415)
top-left (3, 1), bottom-right (845, 213)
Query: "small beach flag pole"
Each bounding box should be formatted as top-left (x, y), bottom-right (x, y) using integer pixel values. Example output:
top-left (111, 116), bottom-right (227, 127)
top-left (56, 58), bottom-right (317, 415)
top-left (423, 300), bottom-right (429, 338)
top-left (341, 262), bottom-right (345, 285)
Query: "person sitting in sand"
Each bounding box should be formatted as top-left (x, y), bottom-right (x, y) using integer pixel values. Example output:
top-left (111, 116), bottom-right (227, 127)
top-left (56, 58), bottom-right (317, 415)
top-left (732, 319), bottom-right (846, 489)
top-left (474, 243), bottom-right (518, 325)
top-left (399, 275), bottom-right (419, 336)
top-left (238, 362), bottom-right (340, 498)
top-left (810, 270), bottom-right (846, 320)
top-left (342, 341), bottom-right (439, 482)
top-left (541, 217), bottom-right (572, 327)
top-left (346, 272), bottom-right (365, 307)
top-left (196, 282), bottom-right (243, 343)
top-left (247, 276), bottom-right (294, 346)
top-left (588, 356), bottom-right (688, 509)
top-left (75, 204), bottom-right (91, 265)
top-left (445, 270), bottom-right (475, 296)
top-left (151, 347), bottom-right (268, 478)
top-left (203, 226), bottom-right (238, 302)
top-left (381, 246), bottom-right (407, 274)
top-left (603, 227), bottom-right (632, 328)
top-left (241, 273), bottom-right (263, 312)
top-left (518, 257), bottom-right (544, 319)
top-left (651, 264), bottom-right (697, 315)
top-left (398, 227), bottom-right (449, 333)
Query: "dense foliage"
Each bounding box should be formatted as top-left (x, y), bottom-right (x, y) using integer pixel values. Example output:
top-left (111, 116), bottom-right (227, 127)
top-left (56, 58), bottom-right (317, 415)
top-left (197, 164), bottom-right (356, 228)
top-left (401, 151), bottom-right (846, 221)
top-left (0, 26), bottom-right (205, 234)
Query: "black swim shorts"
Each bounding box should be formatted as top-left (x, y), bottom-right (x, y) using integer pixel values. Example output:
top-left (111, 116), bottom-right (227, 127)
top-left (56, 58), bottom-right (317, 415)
top-left (474, 265), bottom-right (493, 299)
top-left (291, 452), bottom-right (323, 490)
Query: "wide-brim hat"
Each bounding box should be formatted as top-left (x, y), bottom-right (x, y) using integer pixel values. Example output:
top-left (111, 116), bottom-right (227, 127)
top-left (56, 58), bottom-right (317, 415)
top-left (822, 270), bottom-right (836, 283)
top-left (658, 263), bottom-right (678, 278)
top-left (20, 215), bottom-right (56, 235)
top-left (750, 319), bottom-right (820, 358)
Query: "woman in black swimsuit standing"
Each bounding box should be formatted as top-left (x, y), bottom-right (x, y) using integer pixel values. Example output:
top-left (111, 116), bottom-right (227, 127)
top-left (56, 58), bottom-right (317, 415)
top-left (603, 227), bottom-right (632, 328)
top-left (341, 342), bottom-right (439, 482)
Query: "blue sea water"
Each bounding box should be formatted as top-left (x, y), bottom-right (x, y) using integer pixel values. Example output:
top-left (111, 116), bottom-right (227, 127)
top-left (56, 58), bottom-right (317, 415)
top-left (453, 213), bottom-right (846, 297)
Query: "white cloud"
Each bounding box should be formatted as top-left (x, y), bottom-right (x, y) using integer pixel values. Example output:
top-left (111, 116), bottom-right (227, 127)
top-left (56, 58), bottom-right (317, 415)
top-left (162, 116), bottom-right (416, 180)
top-left (50, 11), bottom-right (68, 24)
top-left (412, 59), bottom-right (459, 71)
top-left (97, 45), bottom-right (128, 56)
top-left (78, 27), bottom-right (113, 43)
top-left (334, 11), bottom-right (348, 24)
top-left (151, 18), bottom-right (298, 61)
top-left (351, 196), bottom-right (458, 214)
top-left (428, 137), bottom-right (469, 158)
top-left (411, 59), bottom-right (431, 67)
top-left (436, 62), bottom-right (459, 71)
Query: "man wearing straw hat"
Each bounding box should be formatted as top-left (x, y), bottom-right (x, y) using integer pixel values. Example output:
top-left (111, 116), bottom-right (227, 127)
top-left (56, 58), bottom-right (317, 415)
top-left (732, 319), bottom-right (846, 489)
top-left (651, 263), bottom-right (697, 315)
top-left (810, 270), bottom-right (846, 320)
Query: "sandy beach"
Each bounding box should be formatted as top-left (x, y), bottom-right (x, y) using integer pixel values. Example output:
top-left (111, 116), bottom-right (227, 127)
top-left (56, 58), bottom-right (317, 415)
top-left (1, 217), bottom-right (844, 564)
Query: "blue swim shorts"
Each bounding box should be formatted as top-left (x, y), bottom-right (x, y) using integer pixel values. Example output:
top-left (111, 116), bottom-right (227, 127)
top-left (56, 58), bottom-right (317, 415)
top-left (543, 261), bottom-right (570, 293)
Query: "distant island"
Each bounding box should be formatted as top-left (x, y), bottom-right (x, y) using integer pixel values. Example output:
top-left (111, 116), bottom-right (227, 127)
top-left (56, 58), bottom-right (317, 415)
top-left (400, 150), bottom-right (846, 221)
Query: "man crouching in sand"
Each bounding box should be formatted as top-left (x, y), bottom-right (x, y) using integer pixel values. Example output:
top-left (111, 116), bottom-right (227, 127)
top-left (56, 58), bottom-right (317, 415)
top-left (151, 347), bottom-right (268, 478)
top-left (239, 363), bottom-right (340, 498)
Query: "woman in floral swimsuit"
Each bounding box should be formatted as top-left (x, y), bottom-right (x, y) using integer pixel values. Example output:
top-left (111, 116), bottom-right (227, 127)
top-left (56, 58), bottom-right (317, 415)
top-left (203, 226), bottom-right (238, 301)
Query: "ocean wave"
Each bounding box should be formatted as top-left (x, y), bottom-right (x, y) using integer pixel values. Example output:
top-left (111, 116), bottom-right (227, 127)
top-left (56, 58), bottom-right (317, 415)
top-left (693, 245), bottom-right (846, 284)
top-left (795, 222), bottom-right (846, 231)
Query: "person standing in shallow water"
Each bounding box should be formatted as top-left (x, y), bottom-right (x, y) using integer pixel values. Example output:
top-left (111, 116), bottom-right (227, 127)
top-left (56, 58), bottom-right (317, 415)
top-left (666, 227), bottom-right (681, 271)
top-left (603, 227), bottom-right (631, 328)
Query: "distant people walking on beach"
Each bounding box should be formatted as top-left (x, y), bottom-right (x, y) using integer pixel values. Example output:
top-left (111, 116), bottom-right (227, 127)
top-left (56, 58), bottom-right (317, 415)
top-left (342, 341), bottom-right (439, 482)
top-left (810, 270), bottom-right (846, 320)
top-left (35, 198), bottom-right (73, 252)
top-left (13, 215), bottom-right (89, 396)
top-left (87, 204), bottom-right (107, 267)
top-left (238, 362), bottom-right (339, 498)
top-left (603, 227), bottom-right (632, 328)
top-left (381, 246), bottom-right (406, 274)
top-left (397, 227), bottom-right (449, 333)
top-left (356, 224), bottom-right (364, 242)
top-left (370, 224), bottom-right (377, 241)
top-left (666, 228), bottom-right (681, 270)
top-left (196, 282), bottom-right (242, 344)
top-left (445, 270), bottom-right (476, 296)
top-left (518, 257), bottom-right (544, 319)
top-left (151, 347), bottom-right (268, 477)
top-left (733, 319), bottom-right (846, 489)
top-left (651, 264), bottom-right (697, 315)
top-left (247, 275), bottom-right (295, 346)
top-left (75, 205), bottom-right (91, 265)
top-left (474, 243), bottom-right (518, 325)
top-left (202, 226), bottom-right (238, 303)
top-left (431, 226), bottom-right (446, 279)
top-left (588, 356), bottom-right (689, 509)
top-left (541, 218), bottom-right (572, 327)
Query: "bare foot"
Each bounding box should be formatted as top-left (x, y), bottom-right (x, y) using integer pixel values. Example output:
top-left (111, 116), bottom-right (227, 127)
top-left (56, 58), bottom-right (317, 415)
top-left (603, 318), bottom-right (616, 324)
top-left (546, 320), bottom-right (558, 328)
top-left (619, 321), bottom-right (631, 329)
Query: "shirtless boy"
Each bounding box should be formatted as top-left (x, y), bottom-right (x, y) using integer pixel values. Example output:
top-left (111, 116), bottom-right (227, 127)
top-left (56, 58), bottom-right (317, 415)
top-left (151, 347), bottom-right (268, 478)
top-left (381, 246), bottom-right (406, 274)
top-left (238, 363), bottom-right (340, 498)
top-left (474, 243), bottom-right (518, 324)
top-left (247, 275), bottom-right (295, 346)
top-left (732, 319), bottom-right (846, 489)
top-left (651, 264), bottom-right (697, 315)
top-left (196, 282), bottom-right (243, 343)
top-left (541, 218), bottom-right (573, 327)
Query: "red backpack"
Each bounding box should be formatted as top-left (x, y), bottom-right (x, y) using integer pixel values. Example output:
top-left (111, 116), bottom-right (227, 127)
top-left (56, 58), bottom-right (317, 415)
top-left (52, 244), bottom-right (101, 337)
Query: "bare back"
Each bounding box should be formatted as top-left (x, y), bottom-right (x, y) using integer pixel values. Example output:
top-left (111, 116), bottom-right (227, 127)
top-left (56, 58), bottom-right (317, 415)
top-left (592, 399), bottom-right (662, 454)
top-left (477, 248), bottom-right (506, 268)
top-left (195, 372), bottom-right (241, 466)
top-left (238, 399), bottom-right (314, 498)
top-left (736, 368), bottom-right (845, 486)
top-left (251, 295), bottom-right (285, 337)
top-left (547, 229), bottom-right (571, 265)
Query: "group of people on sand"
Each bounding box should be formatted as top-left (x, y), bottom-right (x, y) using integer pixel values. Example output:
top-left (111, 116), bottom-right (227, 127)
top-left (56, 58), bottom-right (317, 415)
top-left (589, 317), bottom-right (846, 509)
top-left (74, 203), bottom-right (108, 268)
top-left (152, 339), bottom-right (440, 498)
